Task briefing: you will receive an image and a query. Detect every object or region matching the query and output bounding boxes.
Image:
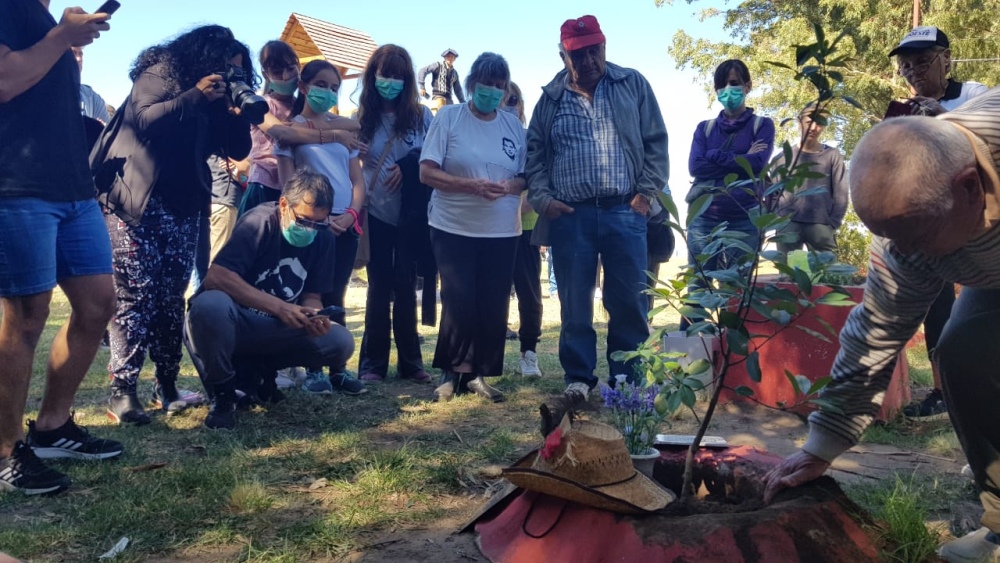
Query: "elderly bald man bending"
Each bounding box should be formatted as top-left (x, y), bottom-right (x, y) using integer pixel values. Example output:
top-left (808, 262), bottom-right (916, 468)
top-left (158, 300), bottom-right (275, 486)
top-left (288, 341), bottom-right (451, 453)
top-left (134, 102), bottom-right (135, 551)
top-left (762, 89), bottom-right (1000, 562)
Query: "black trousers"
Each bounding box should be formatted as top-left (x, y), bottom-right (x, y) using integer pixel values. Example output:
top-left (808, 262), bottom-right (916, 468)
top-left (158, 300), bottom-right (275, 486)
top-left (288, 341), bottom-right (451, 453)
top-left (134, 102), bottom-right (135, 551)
top-left (924, 283), bottom-right (956, 355)
top-left (430, 227), bottom-right (518, 377)
top-left (358, 215), bottom-right (424, 377)
top-left (936, 287), bottom-right (1000, 532)
top-left (512, 229), bottom-right (542, 353)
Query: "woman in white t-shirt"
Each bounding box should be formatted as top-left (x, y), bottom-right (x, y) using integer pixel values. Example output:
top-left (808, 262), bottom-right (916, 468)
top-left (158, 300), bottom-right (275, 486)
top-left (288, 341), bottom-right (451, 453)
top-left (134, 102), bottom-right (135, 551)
top-left (419, 52), bottom-right (527, 403)
top-left (275, 59), bottom-right (366, 396)
top-left (355, 45), bottom-right (435, 385)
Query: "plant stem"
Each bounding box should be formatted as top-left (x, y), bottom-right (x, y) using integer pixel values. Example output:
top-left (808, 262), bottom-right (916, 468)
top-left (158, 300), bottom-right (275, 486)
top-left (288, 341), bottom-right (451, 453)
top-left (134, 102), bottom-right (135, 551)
top-left (680, 359), bottom-right (728, 500)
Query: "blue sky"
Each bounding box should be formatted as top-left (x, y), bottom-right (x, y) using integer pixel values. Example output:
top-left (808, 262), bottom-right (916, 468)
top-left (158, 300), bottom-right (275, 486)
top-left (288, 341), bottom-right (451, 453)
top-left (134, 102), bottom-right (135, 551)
top-left (54, 0), bottom-right (750, 199)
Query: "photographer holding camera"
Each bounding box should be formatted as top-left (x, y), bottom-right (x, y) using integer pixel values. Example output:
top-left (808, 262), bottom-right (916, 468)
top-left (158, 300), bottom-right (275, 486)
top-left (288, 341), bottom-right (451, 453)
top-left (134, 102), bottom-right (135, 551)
top-left (91, 25), bottom-right (256, 426)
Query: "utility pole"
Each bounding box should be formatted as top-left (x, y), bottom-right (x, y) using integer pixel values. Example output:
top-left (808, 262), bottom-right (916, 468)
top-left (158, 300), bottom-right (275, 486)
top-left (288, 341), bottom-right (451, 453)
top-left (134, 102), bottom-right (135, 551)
top-left (913, 0), bottom-right (921, 27)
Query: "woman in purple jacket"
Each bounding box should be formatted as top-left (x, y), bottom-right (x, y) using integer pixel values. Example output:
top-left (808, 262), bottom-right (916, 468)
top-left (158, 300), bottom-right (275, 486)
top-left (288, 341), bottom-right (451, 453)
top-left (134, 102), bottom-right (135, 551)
top-left (686, 60), bottom-right (774, 266)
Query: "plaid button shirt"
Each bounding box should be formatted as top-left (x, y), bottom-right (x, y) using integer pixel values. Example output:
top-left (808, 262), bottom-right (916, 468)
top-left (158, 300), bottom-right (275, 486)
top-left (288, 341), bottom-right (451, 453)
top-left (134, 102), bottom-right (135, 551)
top-left (549, 79), bottom-right (631, 202)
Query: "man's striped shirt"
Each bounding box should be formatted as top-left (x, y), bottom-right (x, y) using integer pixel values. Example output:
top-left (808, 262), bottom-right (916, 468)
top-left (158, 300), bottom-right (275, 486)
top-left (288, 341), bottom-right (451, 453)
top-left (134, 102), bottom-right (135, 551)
top-left (805, 86), bottom-right (1000, 461)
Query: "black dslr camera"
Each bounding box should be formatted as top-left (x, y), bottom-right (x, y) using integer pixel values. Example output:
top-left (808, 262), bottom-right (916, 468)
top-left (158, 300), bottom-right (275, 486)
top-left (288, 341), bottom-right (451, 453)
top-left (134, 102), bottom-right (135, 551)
top-left (217, 64), bottom-right (268, 125)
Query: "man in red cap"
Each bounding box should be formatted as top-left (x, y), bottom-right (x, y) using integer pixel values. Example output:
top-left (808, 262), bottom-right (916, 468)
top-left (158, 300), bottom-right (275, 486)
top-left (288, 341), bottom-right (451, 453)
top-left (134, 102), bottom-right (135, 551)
top-left (526, 15), bottom-right (669, 398)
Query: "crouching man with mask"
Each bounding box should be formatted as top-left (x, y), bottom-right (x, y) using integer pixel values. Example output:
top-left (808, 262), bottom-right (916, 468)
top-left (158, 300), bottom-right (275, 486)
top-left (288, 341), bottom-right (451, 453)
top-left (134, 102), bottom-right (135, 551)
top-left (184, 169), bottom-right (355, 429)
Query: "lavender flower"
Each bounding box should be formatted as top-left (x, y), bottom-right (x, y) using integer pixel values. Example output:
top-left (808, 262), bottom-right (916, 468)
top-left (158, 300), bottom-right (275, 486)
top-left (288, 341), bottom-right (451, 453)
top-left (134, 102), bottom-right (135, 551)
top-left (600, 380), bottom-right (664, 455)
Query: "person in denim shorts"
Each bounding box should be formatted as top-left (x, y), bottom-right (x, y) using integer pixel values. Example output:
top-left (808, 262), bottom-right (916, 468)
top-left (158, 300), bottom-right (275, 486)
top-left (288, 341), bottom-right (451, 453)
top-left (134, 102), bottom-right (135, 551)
top-left (0, 0), bottom-right (124, 496)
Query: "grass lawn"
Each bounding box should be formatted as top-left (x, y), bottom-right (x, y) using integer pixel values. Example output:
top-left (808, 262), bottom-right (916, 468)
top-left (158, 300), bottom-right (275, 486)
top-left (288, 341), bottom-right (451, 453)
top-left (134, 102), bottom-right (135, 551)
top-left (0, 261), bottom-right (975, 562)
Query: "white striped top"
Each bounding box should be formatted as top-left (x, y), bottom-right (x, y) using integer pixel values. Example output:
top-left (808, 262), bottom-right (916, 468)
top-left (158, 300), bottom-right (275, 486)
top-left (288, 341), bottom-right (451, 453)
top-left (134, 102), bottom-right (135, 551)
top-left (804, 86), bottom-right (1000, 462)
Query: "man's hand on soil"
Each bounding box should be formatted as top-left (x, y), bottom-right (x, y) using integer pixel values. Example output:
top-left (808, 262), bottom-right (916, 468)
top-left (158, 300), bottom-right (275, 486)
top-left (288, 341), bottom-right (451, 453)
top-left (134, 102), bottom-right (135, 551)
top-left (761, 450), bottom-right (831, 504)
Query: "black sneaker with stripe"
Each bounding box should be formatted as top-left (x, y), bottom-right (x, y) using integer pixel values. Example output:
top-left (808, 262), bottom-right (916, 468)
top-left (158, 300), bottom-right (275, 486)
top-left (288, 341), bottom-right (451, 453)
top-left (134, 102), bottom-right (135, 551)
top-left (0, 441), bottom-right (72, 495)
top-left (26, 417), bottom-right (124, 460)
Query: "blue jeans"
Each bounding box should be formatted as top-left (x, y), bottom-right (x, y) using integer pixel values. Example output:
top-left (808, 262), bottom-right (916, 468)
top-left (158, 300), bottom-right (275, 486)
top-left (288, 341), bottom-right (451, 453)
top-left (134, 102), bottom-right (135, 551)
top-left (682, 215), bottom-right (759, 330)
top-left (549, 202), bottom-right (649, 388)
top-left (686, 215), bottom-right (759, 273)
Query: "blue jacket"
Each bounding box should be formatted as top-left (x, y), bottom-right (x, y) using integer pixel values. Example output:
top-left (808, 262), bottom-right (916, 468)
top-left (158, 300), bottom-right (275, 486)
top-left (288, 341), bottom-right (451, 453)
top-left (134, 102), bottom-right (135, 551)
top-left (526, 62), bottom-right (669, 245)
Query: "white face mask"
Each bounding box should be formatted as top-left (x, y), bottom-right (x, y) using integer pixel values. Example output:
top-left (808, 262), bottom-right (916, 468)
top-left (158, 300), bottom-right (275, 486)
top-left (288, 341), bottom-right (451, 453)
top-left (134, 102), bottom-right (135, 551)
top-left (500, 105), bottom-right (519, 115)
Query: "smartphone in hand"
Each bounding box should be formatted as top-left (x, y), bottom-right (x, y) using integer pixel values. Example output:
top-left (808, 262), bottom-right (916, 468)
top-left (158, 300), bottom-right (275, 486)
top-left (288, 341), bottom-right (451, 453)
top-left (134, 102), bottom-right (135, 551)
top-left (884, 100), bottom-right (916, 119)
top-left (308, 305), bottom-right (345, 319)
top-left (96, 0), bottom-right (120, 15)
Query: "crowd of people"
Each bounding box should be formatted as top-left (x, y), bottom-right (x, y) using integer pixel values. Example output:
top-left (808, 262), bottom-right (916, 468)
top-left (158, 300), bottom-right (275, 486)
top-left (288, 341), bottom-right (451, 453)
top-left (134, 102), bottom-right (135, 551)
top-left (3, 2), bottom-right (1000, 560)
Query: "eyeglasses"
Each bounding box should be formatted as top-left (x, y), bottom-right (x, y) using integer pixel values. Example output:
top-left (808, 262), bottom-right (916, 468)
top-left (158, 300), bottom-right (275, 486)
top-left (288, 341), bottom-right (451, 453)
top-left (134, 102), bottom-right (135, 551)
top-left (897, 52), bottom-right (942, 77)
top-left (506, 96), bottom-right (519, 106)
top-left (288, 208), bottom-right (330, 231)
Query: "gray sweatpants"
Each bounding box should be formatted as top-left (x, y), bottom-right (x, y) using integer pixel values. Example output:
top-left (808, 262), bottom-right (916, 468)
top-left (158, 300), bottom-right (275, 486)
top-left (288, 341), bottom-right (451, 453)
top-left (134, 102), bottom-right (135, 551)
top-left (183, 290), bottom-right (355, 391)
top-left (937, 287), bottom-right (1000, 532)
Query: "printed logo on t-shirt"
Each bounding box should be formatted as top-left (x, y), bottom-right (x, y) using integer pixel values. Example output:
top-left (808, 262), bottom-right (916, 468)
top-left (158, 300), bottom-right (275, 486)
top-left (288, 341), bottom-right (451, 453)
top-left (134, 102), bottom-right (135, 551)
top-left (254, 257), bottom-right (308, 302)
top-left (404, 130), bottom-right (417, 146)
top-left (502, 137), bottom-right (517, 161)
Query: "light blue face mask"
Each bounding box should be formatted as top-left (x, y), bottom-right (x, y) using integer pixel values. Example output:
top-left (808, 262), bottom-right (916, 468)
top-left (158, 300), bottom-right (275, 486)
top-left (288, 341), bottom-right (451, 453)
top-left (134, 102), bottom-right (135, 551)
top-left (375, 76), bottom-right (404, 100)
top-left (268, 75), bottom-right (298, 96)
top-left (472, 84), bottom-right (505, 114)
top-left (306, 86), bottom-right (338, 114)
top-left (716, 85), bottom-right (746, 111)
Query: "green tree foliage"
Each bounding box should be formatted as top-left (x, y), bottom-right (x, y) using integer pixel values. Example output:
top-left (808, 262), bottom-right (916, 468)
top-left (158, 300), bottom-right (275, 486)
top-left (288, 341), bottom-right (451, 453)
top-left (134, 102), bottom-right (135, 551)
top-left (661, 0), bottom-right (1000, 155)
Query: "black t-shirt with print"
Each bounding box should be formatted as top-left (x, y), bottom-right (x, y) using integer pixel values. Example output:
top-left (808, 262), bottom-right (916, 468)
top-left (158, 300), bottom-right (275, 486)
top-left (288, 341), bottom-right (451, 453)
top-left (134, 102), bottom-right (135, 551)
top-left (0, 0), bottom-right (94, 201)
top-left (213, 203), bottom-right (335, 302)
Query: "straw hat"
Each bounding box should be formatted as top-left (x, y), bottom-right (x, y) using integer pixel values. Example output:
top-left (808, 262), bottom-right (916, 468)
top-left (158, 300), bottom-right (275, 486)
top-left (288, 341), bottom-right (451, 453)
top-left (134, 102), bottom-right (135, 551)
top-left (502, 418), bottom-right (675, 515)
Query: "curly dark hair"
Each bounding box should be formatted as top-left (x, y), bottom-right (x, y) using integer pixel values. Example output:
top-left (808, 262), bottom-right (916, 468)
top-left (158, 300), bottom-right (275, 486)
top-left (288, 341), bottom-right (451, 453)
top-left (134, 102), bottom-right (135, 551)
top-left (129, 25), bottom-right (259, 99)
top-left (357, 44), bottom-right (423, 144)
top-left (291, 60), bottom-right (341, 118)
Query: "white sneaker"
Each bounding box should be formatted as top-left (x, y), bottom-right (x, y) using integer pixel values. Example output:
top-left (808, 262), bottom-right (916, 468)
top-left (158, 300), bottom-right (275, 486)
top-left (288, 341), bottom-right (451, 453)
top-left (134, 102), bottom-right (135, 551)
top-left (565, 382), bottom-right (590, 398)
top-left (962, 464), bottom-right (975, 480)
top-left (275, 369), bottom-right (295, 389)
top-left (939, 527), bottom-right (1000, 562)
top-left (519, 351), bottom-right (542, 378)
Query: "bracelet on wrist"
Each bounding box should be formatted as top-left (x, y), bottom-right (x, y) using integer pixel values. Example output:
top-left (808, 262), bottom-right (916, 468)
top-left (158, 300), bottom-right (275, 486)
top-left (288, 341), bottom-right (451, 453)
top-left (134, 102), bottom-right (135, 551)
top-left (345, 208), bottom-right (363, 235)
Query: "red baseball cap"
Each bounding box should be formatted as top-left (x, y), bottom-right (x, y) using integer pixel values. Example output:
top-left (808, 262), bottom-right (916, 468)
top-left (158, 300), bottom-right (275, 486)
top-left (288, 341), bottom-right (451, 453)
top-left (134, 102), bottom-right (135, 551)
top-left (561, 15), bottom-right (606, 52)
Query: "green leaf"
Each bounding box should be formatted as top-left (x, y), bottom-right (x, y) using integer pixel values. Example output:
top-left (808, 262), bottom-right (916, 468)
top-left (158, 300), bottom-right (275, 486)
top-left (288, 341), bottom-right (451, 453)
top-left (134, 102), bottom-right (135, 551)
top-left (795, 186), bottom-right (832, 199)
top-left (686, 193), bottom-right (712, 226)
top-left (794, 324), bottom-right (832, 344)
top-left (658, 190), bottom-right (679, 222)
top-left (747, 351), bottom-right (762, 383)
top-left (735, 156), bottom-right (755, 179)
top-left (785, 369), bottom-right (799, 395)
top-left (794, 375), bottom-right (813, 395)
top-left (807, 376), bottom-right (833, 395)
top-left (683, 377), bottom-right (706, 391)
top-left (734, 385), bottom-right (755, 397)
top-left (810, 398), bottom-right (845, 416)
top-left (726, 329), bottom-right (749, 356)
top-left (723, 173), bottom-right (738, 187)
top-left (815, 316), bottom-right (839, 340)
top-left (684, 358), bottom-right (712, 376)
top-left (679, 386), bottom-right (697, 408)
top-left (666, 390), bottom-right (682, 413)
top-left (816, 292), bottom-right (855, 306)
top-left (790, 266), bottom-right (813, 294)
top-left (842, 95), bottom-right (863, 110)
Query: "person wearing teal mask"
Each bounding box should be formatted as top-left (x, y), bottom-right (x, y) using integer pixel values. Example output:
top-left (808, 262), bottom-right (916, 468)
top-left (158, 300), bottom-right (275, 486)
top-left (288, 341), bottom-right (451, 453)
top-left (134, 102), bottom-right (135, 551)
top-left (354, 45), bottom-right (435, 385)
top-left (419, 52), bottom-right (529, 404)
top-left (681, 58), bottom-right (775, 329)
top-left (184, 169), bottom-right (356, 430)
top-left (274, 59), bottom-right (368, 397)
top-left (240, 40), bottom-right (362, 219)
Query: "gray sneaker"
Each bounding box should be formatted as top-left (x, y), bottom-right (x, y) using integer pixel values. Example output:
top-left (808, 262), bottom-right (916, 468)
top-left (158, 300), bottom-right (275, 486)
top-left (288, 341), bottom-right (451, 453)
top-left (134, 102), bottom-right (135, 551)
top-left (565, 382), bottom-right (590, 398)
top-left (330, 370), bottom-right (367, 395)
top-left (301, 370), bottom-right (334, 395)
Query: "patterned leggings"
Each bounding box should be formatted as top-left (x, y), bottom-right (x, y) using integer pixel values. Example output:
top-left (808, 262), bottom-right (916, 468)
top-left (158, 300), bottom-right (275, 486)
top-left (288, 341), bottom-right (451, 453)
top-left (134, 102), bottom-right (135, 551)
top-left (106, 197), bottom-right (199, 389)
